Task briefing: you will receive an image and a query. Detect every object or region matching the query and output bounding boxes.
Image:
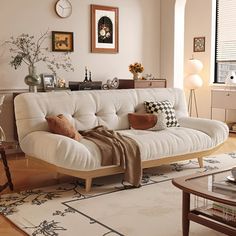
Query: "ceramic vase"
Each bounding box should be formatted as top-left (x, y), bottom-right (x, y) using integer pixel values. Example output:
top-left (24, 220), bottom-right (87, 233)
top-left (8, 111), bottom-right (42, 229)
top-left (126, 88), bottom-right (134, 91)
top-left (24, 65), bottom-right (41, 92)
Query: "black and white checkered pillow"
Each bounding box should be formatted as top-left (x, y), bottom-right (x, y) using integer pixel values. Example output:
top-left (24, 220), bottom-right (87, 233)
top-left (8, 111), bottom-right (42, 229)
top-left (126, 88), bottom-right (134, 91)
top-left (144, 100), bottom-right (179, 127)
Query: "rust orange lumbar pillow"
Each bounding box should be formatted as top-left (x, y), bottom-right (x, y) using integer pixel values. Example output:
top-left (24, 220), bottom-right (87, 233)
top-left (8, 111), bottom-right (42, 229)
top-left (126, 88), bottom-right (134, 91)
top-left (128, 113), bottom-right (166, 131)
top-left (46, 114), bottom-right (82, 141)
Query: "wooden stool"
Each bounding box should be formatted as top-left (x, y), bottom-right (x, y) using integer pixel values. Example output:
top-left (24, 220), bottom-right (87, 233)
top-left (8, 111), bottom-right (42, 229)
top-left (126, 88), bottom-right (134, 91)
top-left (0, 141), bottom-right (18, 193)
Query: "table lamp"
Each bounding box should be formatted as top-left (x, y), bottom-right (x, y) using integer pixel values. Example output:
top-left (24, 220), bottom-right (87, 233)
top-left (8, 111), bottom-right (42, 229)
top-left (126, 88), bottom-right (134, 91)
top-left (185, 58), bottom-right (203, 117)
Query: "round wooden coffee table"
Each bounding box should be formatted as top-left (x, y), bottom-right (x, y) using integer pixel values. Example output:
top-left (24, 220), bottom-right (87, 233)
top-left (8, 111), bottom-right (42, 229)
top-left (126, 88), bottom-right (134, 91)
top-left (172, 168), bottom-right (236, 236)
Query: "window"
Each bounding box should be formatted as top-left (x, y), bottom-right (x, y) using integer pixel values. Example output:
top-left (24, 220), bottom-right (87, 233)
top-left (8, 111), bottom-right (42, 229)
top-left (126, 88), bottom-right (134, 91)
top-left (215, 0), bottom-right (236, 83)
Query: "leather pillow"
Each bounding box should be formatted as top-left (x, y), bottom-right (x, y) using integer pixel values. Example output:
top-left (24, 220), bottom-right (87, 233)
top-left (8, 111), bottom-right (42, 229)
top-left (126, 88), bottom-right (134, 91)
top-left (128, 113), bottom-right (166, 131)
top-left (46, 114), bottom-right (82, 141)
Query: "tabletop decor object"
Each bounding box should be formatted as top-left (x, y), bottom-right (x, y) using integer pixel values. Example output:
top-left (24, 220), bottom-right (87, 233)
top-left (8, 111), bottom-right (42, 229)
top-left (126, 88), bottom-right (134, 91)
top-left (5, 31), bottom-right (74, 92)
top-left (83, 66), bottom-right (92, 82)
top-left (102, 77), bottom-right (119, 89)
top-left (41, 74), bottom-right (56, 91)
top-left (57, 78), bottom-right (66, 88)
top-left (24, 65), bottom-right (41, 92)
top-left (129, 62), bottom-right (144, 80)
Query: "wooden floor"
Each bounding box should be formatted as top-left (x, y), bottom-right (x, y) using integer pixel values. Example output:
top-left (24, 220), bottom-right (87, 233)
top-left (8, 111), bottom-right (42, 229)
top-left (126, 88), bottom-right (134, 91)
top-left (1, 135), bottom-right (236, 236)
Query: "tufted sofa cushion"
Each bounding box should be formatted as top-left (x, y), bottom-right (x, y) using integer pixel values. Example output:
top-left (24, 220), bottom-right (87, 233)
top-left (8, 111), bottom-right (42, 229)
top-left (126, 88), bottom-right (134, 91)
top-left (14, 88), bottom-right (228, 171)
top-left (14, 88), bottom-right (188, 142)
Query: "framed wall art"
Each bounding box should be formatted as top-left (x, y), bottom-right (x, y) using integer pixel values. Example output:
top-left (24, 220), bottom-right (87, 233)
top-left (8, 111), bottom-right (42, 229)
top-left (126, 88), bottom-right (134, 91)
top-left (193, 36), bottom-right (205, 52)
top-left (52, 31), bottom-right (74, 52)
top-left (91, 4), bottom-right (119, 53)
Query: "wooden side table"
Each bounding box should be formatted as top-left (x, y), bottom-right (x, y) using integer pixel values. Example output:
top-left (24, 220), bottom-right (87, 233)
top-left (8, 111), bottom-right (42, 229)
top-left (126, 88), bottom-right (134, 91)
top-left (0, 141), bottom-right (17, 193)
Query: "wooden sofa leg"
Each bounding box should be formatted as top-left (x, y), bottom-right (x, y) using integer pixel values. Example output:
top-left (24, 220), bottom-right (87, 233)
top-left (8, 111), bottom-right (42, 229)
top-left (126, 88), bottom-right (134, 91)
top-left (85, 178), bottom-right (92, 192)
top-left (198, 158), bottom-right (204, 168)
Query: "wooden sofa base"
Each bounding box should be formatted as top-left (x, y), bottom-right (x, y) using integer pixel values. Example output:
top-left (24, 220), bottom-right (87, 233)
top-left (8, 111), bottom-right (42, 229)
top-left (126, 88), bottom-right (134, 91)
top-left (26, 144), bottom-right (222, 192)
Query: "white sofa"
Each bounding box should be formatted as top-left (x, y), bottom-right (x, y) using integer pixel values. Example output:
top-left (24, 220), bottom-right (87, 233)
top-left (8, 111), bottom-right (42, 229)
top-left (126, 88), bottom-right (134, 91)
top-left (14, 88), bottom-right (229, 191)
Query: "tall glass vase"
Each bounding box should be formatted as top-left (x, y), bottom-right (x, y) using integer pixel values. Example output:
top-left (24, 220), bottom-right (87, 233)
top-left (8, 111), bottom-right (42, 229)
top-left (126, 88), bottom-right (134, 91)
top-left (132, 72), bottom-right (139, 80)
top-left (24, 65), bottom-right (41, 92)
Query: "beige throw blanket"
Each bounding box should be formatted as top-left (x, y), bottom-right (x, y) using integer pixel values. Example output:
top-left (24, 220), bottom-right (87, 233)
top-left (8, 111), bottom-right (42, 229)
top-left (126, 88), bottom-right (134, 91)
top-left (81, 126), bottom-right (141, 187)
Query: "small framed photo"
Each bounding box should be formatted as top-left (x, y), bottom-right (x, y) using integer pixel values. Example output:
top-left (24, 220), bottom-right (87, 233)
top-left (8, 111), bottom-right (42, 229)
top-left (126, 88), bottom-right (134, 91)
top-left (91, 4), bottom-right (119, 53)
top-left (42, 74), bottom-right (56, 91)
top-left (193, 36), bottom-right (205, 52)
top-left (52, 31), bottom-right (74, 52)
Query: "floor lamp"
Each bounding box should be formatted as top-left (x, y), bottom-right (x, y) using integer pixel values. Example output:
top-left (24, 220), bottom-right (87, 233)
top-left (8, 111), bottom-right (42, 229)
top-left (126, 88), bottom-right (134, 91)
top-left (185, 58), bottom-right (203, 117)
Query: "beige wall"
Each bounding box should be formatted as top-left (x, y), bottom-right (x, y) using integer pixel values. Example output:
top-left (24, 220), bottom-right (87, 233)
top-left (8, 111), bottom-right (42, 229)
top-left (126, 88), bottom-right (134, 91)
top-left (0, 0), bottom-right (161, 90)
top-left (1, 0), bottom-right (224, 140)
top-left (160, 0), bottom-right (175, 87)
top-left (0, 0), bottom-right (161, 140)
top-left (184, 0), bottom-right (215, 119)
top-left (160, 0), bottom-right (187, 88)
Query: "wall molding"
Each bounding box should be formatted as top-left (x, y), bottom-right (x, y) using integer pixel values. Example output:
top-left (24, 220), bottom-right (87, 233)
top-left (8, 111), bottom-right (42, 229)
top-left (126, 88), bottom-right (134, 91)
top-left (0, 89), bottom-right (28, 94)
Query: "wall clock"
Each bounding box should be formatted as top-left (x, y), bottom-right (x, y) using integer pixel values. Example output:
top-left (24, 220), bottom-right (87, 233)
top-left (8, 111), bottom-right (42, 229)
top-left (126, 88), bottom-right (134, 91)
top-left (55, 0), bottom-right (72, 18)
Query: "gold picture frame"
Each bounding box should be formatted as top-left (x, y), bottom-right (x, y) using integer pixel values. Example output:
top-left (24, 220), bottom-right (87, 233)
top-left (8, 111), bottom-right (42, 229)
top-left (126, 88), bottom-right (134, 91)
top-left (193, 36), bottom-right (205, 52)
top-left (91, 4), bottom-right (119, 53)
top-left (52, 31), bottom-right (74, 52)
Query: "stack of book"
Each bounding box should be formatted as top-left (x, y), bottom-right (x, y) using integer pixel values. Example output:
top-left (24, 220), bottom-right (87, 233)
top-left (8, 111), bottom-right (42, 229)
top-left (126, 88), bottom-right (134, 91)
top-left (211, 178), bottom-right (236, 222)
top-left (211, 202), bottom-right (236, 222)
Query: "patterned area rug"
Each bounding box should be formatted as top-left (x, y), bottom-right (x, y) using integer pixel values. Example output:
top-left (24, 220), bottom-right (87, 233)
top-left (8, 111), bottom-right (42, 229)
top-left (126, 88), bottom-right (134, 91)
top-left (1, 152), bottom-right (236, 236)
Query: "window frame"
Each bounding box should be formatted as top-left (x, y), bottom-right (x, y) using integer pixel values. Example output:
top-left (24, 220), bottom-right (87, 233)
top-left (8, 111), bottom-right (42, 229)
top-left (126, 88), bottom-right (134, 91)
top-left (215, 0), bottom-right (236, 84)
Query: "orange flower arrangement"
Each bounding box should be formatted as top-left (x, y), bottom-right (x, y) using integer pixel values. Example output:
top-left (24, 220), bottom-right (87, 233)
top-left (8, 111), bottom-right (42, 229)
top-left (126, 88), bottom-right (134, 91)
top-left (129, 62), bottom-right (144, 74)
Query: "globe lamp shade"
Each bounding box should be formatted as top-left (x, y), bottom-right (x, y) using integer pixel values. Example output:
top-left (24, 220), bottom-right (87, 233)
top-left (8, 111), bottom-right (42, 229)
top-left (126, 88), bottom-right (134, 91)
top-left (187, 59), bottom-right (203, 74)
top-left (185, 74), bottom-right (203, 90)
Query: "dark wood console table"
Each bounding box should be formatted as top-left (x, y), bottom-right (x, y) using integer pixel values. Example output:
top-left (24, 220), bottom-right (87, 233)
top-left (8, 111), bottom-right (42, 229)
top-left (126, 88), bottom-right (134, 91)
top-left (0, 141), bottom-right (17, 193)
